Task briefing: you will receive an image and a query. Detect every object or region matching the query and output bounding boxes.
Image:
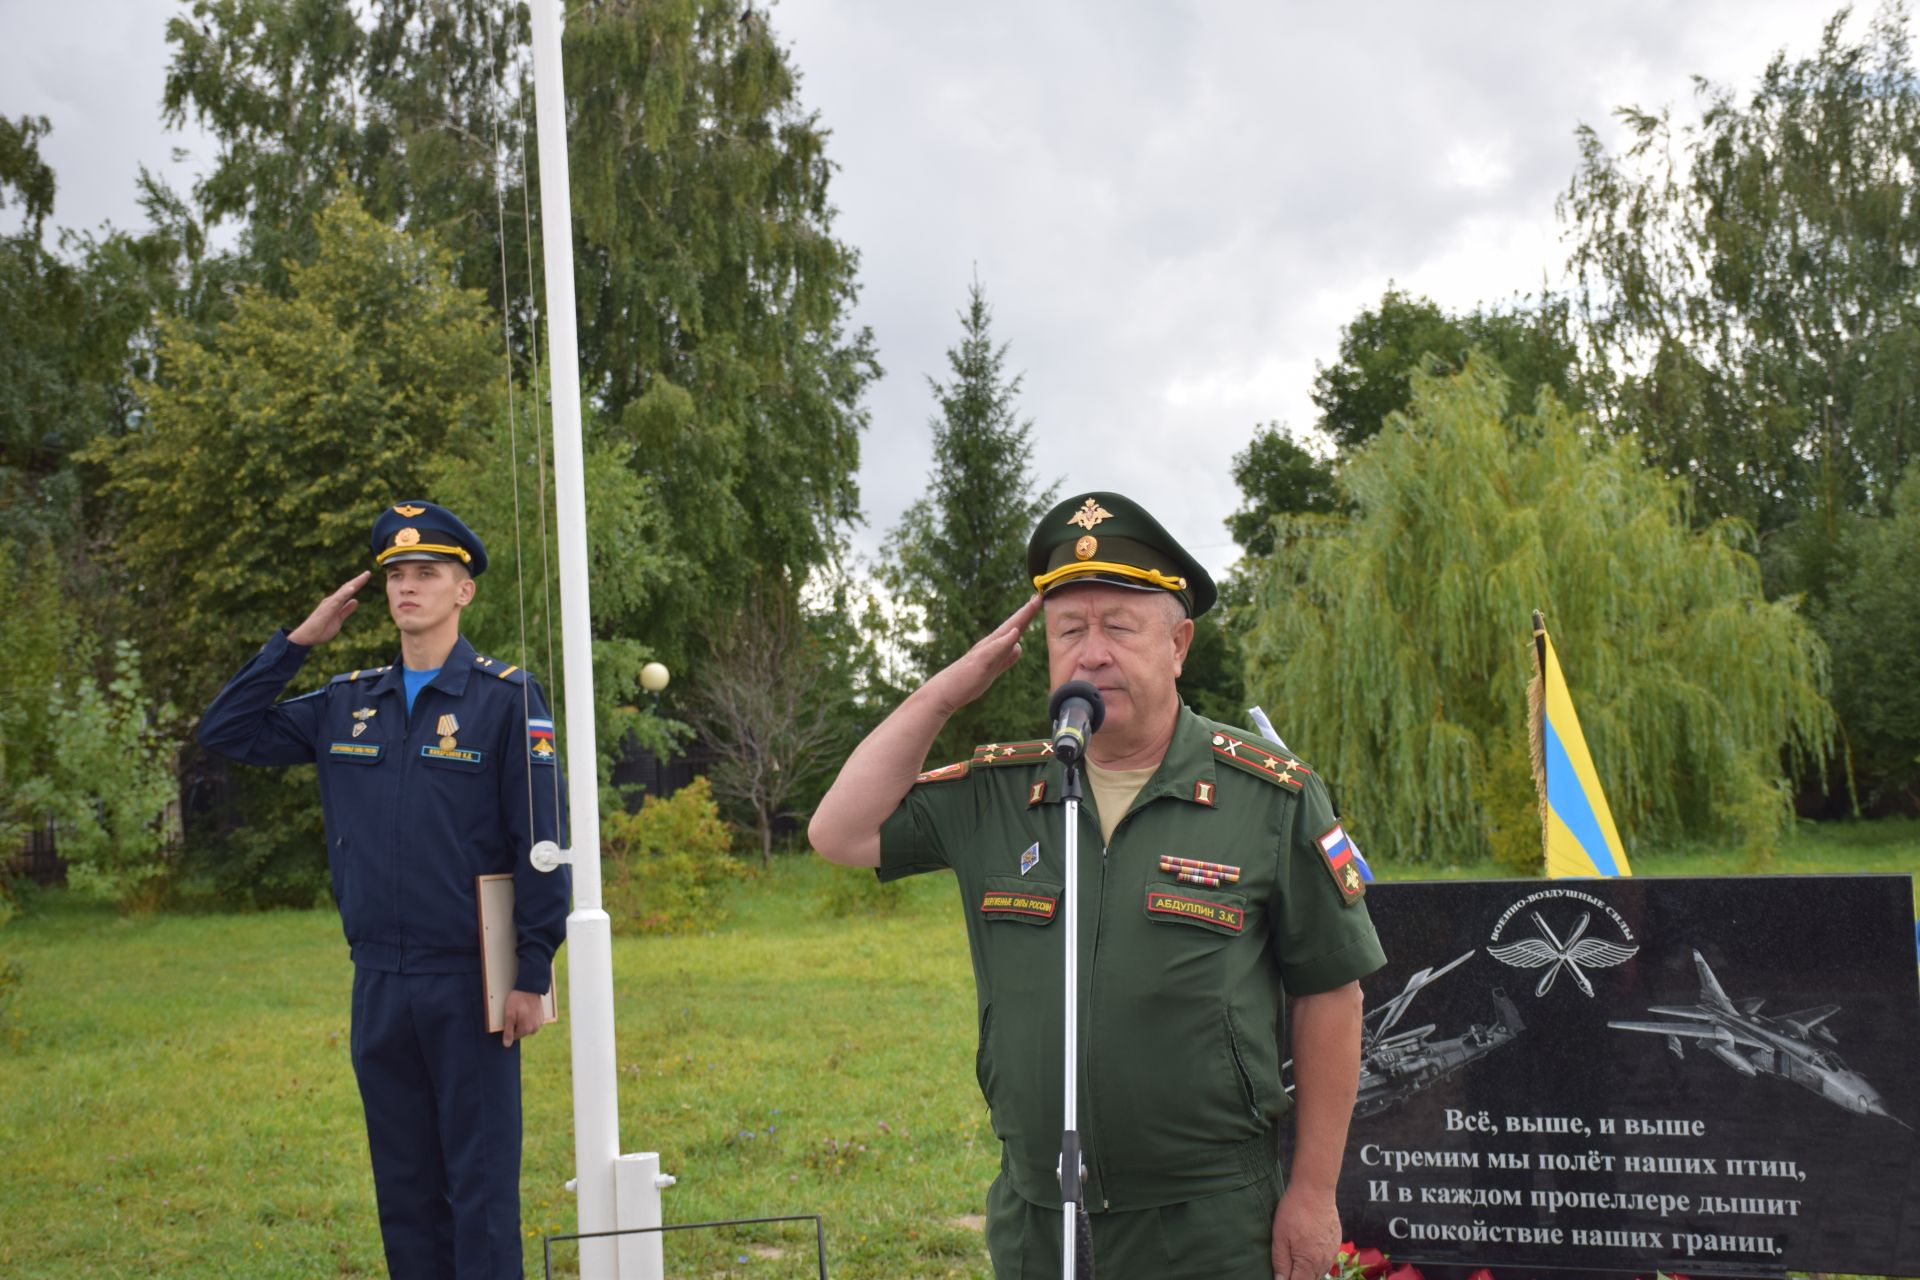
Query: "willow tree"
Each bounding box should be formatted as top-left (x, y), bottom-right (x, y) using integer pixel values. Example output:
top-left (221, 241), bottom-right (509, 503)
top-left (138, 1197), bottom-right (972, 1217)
top-left (1242, 359), bottom-right (1834, 870)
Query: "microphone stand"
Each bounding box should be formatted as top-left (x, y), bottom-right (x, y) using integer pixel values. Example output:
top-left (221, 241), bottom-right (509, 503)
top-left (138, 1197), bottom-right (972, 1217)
top-left (1058, 758), bottom-right (1094, 1280)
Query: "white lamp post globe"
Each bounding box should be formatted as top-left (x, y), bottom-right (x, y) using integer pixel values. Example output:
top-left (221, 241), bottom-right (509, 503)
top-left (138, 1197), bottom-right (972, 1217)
top-left (639, 661), bottom-right (670, 694)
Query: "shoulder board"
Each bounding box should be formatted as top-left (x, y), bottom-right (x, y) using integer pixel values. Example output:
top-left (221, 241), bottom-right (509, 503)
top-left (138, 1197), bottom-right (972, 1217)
top-left (914, 759), bottom-right (970, 785)
top-left (1207, 725), bottom-right (1311, 792)
top-left (283, 687), bottom-right (327, 703)
top-left (328, 666), bottom-right (392, 685)
top-left (471, 655), bottom-right (531, 684)
top-left (971, 739), bottom-right (1054, 767)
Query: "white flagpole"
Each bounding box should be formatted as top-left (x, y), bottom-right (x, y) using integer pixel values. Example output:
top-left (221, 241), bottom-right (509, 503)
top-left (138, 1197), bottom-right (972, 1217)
top-left (527, 5), bottom-right (665, 1278)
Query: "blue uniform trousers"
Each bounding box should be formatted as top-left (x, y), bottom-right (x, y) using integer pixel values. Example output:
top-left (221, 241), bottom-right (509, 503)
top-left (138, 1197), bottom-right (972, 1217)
top-left (350, 968), bottom-right (523, 1279)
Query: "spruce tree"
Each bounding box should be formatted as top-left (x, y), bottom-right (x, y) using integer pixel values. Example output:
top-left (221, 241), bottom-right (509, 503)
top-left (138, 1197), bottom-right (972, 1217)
top-left (885, 276), bottom-right (1057, 764)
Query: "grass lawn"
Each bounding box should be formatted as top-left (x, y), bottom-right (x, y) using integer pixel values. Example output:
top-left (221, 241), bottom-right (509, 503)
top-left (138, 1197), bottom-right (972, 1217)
top-left (0, 819), bottom-right (1914, 1279)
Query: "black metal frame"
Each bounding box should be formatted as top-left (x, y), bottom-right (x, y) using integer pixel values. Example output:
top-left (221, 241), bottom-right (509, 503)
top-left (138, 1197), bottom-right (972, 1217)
top-left (542, 1213), bottom-right (829, 1279)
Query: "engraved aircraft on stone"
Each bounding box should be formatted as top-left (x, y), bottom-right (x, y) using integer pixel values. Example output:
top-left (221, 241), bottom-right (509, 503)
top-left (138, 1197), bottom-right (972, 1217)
top-left (1285, 951), bottom-right (1526, 1119)
top-left (1607, 949), bottom-right (1907, 1127)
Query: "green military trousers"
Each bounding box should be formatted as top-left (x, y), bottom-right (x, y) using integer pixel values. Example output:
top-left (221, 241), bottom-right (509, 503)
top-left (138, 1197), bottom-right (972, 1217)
top-left (985, 1170), bottom-right (1280, 1280)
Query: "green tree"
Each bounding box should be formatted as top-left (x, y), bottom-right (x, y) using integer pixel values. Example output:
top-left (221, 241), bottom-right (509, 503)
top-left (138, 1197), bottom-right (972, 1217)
top-left (566, 0), bottom-right (878, 667)
top-left (0, 539), bottom-right (81, 852)
top-left (0, 546), bottom-right (177, 908)
top-left (423, 381), bottom-right (682, 801)
top-left (162, 0), bottom-right (879, 671)
top-left (884, 278), bottom-right (1056, 763)
top-left (93, 190), bottom-right (500, 705)
top-left (1225, 424), bottom-right (1341, 560)
top-left (1562, 5), bottom-right (1920, 579)
top-left (162, 0), bottom-right (529, 302)
top-left (681, 580), bottom-right (857, 863)
top-left (30, 643), bottom-right (180, 906)
top-left (1226, 290), bottom-right (1585, 561)
top-left (1242, 358), bottom-right (1834, 870)
top-left (0, 117), bottom-right (167, 549)
top-left (1815, 464), bottom-right (1920, 812)
top-left (85, 192), bottom-right (503, 899)
top-left (1313, 287), bottom-right (1588, 453)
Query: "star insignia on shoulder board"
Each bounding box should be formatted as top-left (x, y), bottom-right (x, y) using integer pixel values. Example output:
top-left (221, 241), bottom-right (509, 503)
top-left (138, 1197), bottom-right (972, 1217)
top-left (982, 748), bottom-right (1000, 763)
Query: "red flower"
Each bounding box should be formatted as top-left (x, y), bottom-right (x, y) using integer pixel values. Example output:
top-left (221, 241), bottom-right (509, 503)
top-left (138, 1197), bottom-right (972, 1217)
top-left (1383, 1263), bottom-right (1424, 1280)
top-left (1351, 1245), bottom-right (1388, 1277)
top-left (1465, 1271), bottom-right (1495, 1280)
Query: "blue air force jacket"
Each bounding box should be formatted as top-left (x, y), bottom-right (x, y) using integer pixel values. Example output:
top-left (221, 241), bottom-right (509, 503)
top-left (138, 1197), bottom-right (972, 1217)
top-left (198, 631), bottom-right (569, 993)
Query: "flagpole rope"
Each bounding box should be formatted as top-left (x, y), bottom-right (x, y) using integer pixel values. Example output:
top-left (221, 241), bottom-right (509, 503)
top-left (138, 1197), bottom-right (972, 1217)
top-left (483, 1), bottom-right (539, 835)
top-left (511, 18), bottom-right (567, 833)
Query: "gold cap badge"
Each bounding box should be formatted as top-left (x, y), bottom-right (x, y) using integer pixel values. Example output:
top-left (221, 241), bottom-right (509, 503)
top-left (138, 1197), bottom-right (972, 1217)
top-left (1074, 534), bottom-right (1097, 560)
top-left (394, 504), bottom-right (426, 517)
top-left (394, 527), bottom-right (421, 547)
top-left (1067, 498), bottom-right (1113, 531)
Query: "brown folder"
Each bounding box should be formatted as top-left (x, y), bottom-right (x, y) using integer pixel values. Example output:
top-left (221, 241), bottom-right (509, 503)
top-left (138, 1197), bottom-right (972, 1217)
top-left (477, 873), bottom-right (560, 1033)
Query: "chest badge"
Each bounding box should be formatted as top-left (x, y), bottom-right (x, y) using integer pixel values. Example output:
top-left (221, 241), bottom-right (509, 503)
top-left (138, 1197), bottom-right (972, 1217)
top-left (1018, 842), bottom-right (1041, 876)
top-left (436, 712), bottom-right (460, 751)
top-left (351, 706), bottom-right (377, 738)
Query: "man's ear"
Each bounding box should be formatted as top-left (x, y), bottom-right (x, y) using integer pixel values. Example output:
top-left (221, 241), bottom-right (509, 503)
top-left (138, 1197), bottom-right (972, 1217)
top-left (456, 574), bottom-right (477, 607)
top-left (1171, 616), bottom-right (1195, 676)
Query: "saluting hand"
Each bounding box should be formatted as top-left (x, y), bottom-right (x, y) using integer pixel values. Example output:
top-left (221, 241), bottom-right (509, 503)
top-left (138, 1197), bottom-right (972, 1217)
top-left (289, 571), bottom-right (372, 647)
top-left (927, 594), bottom-right (1043, 714)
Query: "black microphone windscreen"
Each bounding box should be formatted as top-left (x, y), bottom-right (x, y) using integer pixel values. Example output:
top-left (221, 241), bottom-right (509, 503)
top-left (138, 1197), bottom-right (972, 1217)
top-left (1048, 679), bottom-right (1105, 732)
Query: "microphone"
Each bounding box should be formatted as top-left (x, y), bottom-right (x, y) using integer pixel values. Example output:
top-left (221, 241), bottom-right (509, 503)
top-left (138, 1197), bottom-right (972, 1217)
top-left (1048, 680), bottom-right (1105, 765)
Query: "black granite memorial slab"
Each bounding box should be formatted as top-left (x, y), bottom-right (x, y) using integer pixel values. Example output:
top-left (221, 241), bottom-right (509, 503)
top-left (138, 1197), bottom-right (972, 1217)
top-left (1306, 875), bottom-right (1920, 1278)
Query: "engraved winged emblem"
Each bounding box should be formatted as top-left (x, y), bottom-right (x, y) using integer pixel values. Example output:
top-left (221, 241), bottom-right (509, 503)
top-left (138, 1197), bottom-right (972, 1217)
top-left (1067, 498), bottom-right (1113, 530)
top-left (1487, 911), bottom-right (1638, 998)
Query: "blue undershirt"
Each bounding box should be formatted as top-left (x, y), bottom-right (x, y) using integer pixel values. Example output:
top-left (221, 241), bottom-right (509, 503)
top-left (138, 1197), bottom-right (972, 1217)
top-left (403, 666), bottom-right (441, 716)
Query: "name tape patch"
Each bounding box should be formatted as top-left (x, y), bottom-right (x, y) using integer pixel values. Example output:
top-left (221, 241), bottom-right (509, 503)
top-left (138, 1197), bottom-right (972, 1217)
top-left (328, 742), bottom-right (384, 760)
top-left (1145, 888), bottom-right (1244, 933)
top-left (981, 890), bottom-right (1058, 921)
top-left (420, 745), bottom-right (484, 764)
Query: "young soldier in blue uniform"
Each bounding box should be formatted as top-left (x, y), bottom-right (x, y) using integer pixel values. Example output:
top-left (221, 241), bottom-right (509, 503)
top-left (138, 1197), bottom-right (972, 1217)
top-left (199, 502), bottom-right (568, 1280)
top-left (811, 492), bottom-right (1385, 1280)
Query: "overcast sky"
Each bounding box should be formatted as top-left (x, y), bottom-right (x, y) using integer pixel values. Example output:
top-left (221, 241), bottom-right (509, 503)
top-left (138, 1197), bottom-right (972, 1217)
top-left (4, 0), bottom-right (1848, 585)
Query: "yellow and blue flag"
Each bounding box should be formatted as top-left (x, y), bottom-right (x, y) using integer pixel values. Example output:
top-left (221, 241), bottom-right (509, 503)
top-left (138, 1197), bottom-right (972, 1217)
top-left (1529, 612), bottom-right (1631, 878)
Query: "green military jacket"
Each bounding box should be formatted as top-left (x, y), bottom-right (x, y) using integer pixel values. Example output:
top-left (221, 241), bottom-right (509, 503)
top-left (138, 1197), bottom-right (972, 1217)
top-left (878, 705), bottom-right (1387, 1213)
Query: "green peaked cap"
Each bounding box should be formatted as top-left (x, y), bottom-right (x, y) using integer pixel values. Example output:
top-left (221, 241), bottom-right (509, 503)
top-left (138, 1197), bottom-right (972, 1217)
top-left (1026, 491), bottom-right (1216, 618)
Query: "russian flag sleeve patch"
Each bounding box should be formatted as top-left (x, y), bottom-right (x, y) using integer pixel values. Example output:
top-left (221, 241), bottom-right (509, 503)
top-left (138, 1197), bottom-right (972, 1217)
top-left (1316, 823), bottom-right (1368, 905)
top-left (528, 718), bottom-right (557, 764)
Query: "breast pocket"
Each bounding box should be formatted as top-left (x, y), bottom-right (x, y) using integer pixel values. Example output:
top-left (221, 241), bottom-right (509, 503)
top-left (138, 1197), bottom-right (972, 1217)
top-left (418, 745), bottom-right (487, 773)
top-left (979, 875), bottom-right (1061, 927)
top-left (325, 741), bottom-right (386, 765)
top-left (1142, 883), bottom-right (1247, 938)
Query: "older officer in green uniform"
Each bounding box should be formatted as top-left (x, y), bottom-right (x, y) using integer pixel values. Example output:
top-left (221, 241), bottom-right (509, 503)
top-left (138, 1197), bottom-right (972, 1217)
top-left (811, 491), bottom-right (1386, 1280)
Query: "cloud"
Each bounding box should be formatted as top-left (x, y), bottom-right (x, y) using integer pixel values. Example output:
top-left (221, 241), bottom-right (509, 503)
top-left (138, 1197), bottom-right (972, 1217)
top-left (5, 0), bottom-right (1848, 588)
top-left (776, 0), bottom-right (1840, 583)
